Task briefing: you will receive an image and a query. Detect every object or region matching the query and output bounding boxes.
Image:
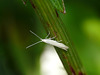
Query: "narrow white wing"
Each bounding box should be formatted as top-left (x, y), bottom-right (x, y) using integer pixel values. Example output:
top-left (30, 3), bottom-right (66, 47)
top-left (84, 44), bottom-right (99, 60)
top-left (42, 39), bottom-right (68, 51)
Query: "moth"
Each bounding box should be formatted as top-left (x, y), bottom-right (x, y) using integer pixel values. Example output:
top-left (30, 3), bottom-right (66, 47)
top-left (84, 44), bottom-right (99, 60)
top-left (26, 30), bottom-right (68, 51)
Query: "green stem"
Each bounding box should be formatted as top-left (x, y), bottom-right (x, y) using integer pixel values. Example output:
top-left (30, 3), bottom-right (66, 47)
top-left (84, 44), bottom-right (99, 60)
top-left (29, 0), bottom-right (86, 75)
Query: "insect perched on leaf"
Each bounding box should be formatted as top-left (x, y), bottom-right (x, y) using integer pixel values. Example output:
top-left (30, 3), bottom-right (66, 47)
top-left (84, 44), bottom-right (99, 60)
top-left (26, 30), bottom-right (68, 51)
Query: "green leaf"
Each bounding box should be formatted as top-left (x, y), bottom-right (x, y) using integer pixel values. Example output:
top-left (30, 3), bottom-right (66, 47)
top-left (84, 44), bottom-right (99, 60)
top-left (50, 0), bottom-right (66, 13)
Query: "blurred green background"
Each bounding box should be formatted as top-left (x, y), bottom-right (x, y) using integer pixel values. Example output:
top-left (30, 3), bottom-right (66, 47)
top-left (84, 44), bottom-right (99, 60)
top-left (0, 0), bottom-right (100, 75)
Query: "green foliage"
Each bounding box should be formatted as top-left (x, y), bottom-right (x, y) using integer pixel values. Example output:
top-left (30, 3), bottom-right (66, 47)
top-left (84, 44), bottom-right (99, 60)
top-left (50, 0), bottom-right (66, 13)
top-left (0, 0), bottom-right (100, 75)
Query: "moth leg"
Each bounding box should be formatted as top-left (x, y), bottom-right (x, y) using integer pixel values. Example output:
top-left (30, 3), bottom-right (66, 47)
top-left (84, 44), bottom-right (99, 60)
top-left (45, 31), bottom-right (50, 39)
top-left (58, 40), bottom-right (62, 42)
top-left (49, 36), bottom-right (56, 40)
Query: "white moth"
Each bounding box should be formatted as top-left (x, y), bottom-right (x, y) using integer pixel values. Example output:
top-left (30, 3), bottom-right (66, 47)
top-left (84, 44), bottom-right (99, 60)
top-left (26, 30), bottom-right (68, 51)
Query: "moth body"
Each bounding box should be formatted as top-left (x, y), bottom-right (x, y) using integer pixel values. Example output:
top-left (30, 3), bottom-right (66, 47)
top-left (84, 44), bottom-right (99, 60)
top-left (41, 39), bottom-right (68, 51)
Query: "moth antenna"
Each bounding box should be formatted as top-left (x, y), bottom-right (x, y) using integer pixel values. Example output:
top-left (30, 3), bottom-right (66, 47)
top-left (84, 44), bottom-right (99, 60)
top-left (26, 41), bottom-right (42, 49)
top-left (30, 30), bottom-right (42, 40)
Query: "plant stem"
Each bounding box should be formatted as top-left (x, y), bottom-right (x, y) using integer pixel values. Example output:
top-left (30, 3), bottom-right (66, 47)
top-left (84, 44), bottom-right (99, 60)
top-left (29, 0), bottom-right (86, 75)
